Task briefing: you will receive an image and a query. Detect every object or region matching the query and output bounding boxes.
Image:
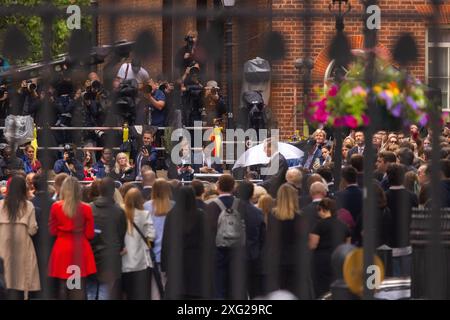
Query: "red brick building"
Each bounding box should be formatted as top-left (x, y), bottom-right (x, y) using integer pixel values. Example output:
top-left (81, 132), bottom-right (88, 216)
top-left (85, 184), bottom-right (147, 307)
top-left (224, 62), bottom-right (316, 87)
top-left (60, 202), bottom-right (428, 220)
top-left (96, 0), bottom-right (450, 138)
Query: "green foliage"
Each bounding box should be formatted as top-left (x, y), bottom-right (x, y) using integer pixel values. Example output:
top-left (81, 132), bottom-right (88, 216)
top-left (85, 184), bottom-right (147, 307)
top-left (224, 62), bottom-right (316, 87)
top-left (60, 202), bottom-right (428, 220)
top-left (0, 0), bottom-right (92, 64)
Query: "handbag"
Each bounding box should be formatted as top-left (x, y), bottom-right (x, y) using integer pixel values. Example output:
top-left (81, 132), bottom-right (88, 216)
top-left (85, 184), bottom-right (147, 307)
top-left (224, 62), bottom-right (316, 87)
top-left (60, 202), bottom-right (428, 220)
top-left (132, 222), bottom-right (165, 297)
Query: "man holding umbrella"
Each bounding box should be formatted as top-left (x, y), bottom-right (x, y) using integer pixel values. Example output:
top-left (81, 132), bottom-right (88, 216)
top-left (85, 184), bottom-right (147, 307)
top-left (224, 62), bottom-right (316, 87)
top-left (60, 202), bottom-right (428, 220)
top-left (259, 138), bottom-right (289, 198)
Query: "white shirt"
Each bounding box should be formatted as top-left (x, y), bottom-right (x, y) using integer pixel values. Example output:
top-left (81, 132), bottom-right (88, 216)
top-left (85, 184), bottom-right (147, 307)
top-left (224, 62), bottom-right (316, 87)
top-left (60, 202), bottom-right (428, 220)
top-left (117, 63), bottom-right (150, 85)
top-left (122, 209), bottom-right (156, 273)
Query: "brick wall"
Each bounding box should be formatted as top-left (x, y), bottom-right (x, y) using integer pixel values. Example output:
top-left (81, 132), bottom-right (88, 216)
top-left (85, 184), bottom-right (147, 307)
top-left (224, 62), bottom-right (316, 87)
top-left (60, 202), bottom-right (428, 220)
top-left (96, 0), bottom-right (437, 138)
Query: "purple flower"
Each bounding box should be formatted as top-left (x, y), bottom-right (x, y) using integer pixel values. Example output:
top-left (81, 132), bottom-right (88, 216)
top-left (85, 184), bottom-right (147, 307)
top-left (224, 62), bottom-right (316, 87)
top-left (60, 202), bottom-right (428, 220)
top-left (406, 96), bottom-right (418, 110)
top-left (419, 114), bottom-right (429, 127)
top-left (391, 104), bottom-right (403, 118)
top-left (379, 91), bottom-right (393, 110)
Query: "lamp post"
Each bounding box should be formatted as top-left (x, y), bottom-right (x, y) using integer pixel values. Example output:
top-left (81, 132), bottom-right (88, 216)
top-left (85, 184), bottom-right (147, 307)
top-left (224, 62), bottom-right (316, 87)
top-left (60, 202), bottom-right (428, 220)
top-left (223, 0), bottom-right (235, 130)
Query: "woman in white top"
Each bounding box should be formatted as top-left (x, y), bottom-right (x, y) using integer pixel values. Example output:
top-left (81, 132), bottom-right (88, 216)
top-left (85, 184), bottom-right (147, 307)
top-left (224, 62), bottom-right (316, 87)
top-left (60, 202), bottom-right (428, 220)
top-left (121, 188), bottom-right (155, 300)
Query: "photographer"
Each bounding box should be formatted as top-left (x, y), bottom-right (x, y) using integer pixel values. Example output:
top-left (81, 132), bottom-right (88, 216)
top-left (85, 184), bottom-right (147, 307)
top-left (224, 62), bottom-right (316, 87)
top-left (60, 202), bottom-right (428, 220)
top-left (176, 31), bottom-right (205, 76)
top-left (17, 79), bottom-right (40, 116)
top-left (144, 79), bottom-right (166, 128)
top-left (81, 78), bottom-right (107, 144)
top-left (181, 64), bottom-right (204, 127)
top-left (204, 80), bottom-right (226, 126)
top-left (116, 78), bottom-right (139, 125)
top-left (116, 58), bottom-right (149, 90)
top-left (53, 77), bottom-right (76, 145)
top-left (53, 144), bottom-right (84, 180)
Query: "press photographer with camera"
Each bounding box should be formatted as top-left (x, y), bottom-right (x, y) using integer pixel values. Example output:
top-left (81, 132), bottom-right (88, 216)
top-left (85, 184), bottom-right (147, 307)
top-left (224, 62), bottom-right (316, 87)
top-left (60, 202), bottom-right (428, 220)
top-left (116, 58), bottom-right (150, 90)
top-left (181, 63), bottom-right (205, 127)
top-left (53, 144), bottom-right (84, 180)
top-left (81, 76), bottom-right (107, 144)
top-left (17, 79), bottom-right (40, 117)
top-left (176, 30), bottom-right (205, 76)
top-left (144, 79), bottom-right (166, 128)
top-left (53, 75), bottom-right (77, 146)
top-left (204, 80), bottom-right (226, 126)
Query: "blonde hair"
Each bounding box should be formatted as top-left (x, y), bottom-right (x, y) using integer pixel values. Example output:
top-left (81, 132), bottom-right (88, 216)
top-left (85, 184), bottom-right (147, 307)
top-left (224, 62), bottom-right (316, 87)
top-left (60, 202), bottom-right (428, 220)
top-left (252, 186), bottom-right (268, 204)
top-left (124, 188), bottom-right (144, 234)
top-left (114, 152), bottom-right (132, 174)
top-left (273, 183), bottom-right (299, 221)
top-left (257, 194), bottom-right (274, 225)
top-left (151, 178), bottom-right (172, 216)
top-left (114, 188), bottom-right (125, 210)
top-left (60, 176), bottom-right (81, 218)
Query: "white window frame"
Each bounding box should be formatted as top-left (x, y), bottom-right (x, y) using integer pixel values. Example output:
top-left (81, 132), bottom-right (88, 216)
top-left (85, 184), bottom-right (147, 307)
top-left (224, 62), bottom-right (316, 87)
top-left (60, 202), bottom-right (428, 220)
top-left (426, 28), bottom-right (450, 112)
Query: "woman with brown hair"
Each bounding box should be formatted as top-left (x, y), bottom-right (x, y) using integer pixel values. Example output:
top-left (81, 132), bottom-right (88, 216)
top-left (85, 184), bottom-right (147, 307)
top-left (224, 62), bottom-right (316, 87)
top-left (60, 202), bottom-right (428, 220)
top-left (0, 176), bottom-right (40, 299)
top-left (264, 183), bottom-right (307, 297)
top-left (48, 176), bottom-right (96, 299)
top-left (143, 179), bottom-right (174, 272)
top-left (309, 198), bottom-right (350, 298)
top-left (121, 188), bottom-right (155, 300)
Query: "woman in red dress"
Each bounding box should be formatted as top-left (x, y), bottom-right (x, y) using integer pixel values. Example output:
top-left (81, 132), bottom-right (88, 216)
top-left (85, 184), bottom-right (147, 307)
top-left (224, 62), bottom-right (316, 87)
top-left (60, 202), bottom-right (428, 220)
top-left (48, 176), bottom-right (96, 299)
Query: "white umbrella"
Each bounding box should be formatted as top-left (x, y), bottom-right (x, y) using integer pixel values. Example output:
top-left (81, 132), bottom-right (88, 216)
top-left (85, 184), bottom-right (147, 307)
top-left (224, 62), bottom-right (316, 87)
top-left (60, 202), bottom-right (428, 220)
top-left (232, 142), bottom-right (304, 170)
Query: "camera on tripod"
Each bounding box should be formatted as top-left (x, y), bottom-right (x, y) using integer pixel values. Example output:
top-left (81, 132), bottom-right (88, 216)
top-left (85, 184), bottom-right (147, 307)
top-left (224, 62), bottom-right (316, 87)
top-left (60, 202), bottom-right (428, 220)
top-left (64, 144), bottom-right (76, 164)
top-left (243, 90), bottom-right (266, 131)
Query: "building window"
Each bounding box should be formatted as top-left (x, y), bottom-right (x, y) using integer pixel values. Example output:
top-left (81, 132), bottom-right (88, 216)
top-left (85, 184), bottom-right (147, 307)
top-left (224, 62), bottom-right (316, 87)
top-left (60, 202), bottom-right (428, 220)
top-left (427, 29), bottom-right (450, 111)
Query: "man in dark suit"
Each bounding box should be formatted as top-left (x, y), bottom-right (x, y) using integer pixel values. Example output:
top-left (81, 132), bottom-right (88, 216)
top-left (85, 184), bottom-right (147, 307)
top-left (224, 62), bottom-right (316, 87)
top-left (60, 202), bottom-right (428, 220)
top-left (385, 163), bottom-right (418, 277)
top-left (260, 138), bottom-right (289, 198)
top-left (133, 128), bottom-right (158, 180)
top-left (347, 130), bottom-right (365, 161)
top-left (141, 169), bottom-right (155, 201)
top-left (336, 166), bottom-right (363, 245)
top-left (206, 174), bottom-right (246, 299)
top-left (350, 154), bottom-right (364, 188)
top-left (376, 151), bottom-right (397, 191)
top-left (397, 147), bottom-right (417, 173)
top-left (285, 168), bottom-right (304, 208)
top-left (31, 174), bottom-right (55, 299)
top-left (236, 181), bottom-right (266, 299)
top-left (316, 166), bottom-right (335, 198)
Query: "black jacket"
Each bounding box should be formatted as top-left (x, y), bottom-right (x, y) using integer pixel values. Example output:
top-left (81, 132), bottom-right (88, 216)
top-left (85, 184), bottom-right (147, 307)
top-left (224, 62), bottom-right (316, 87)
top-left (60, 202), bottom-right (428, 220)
top-left (90, 197), bottom-right (127, 282)
top-left (336, 185), bottom-right (363, 244)
top-left (259, 153), bottom-right (289, 198)
top-left (240, 200), bottom-right (266, 261)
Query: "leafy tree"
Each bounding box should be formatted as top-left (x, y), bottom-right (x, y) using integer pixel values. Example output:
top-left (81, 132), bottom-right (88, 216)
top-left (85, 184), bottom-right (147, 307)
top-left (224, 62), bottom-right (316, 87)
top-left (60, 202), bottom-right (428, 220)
top-left (0, 0), bottom-right (92, 64)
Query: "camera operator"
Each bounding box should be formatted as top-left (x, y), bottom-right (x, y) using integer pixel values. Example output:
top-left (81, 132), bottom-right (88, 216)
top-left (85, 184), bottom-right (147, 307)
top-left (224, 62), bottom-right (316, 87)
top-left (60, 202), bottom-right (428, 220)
top-left (116, 78), bottom-right (139, 125)
top-left (176, 31), bottom-right (205, 76)
top-left (0, 82), bottom-right (9, 126)
top-left (181, 64), bottom-right (204, 127)
top-left (204, 80), bottom-right (226, 126)
top-left (0, 145), bottom-right (25, 180)
top-left (81, 77), bottom-right (107, 144)
top-left (134, 128), bottom-right (158, 180)
top-left (115, 58), bottom-right (150, 90)
top-left (53, 144), bottom-right (84, 180)
top-left (53, 76), bottom-right (76, 145)
top-left (17, 79), bottom-right (40, 117)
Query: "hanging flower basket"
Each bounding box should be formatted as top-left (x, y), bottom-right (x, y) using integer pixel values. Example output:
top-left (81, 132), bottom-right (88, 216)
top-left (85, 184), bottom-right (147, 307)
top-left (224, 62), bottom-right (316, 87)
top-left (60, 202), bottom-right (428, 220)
top-left (306, 54), bottom-right (431, 130)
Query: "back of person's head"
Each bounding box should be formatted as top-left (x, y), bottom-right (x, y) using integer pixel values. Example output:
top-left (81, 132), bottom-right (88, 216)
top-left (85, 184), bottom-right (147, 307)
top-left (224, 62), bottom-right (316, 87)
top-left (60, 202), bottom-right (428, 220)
top-left (90, 179), bottom-right (101, 200)
top-left (274, 183), bottom-right (299, 220)
top-left (32, 173), bottom-right (46, 192)
top-left (257, 194), bottom-right (274, 218)
top-left (379, 151), bottom-right (397, 164)
top-left (124, 187), bottom-right (144, 234)
top-left (399, 141), bottom-right (414, 151)
top-left (341, 166), bottom-right (357, 185)
top-left (236, 181), bottom-right (254, 202)
top-left (374, 182), bottom-right (387, 208)
top-left (386, 163), bottom-right (406, 186)
top-left (317, 197), bottom-right (337, 216)
top-left (307, 173), bottom-right (325, 191)
top-left (217, 174), bottom-right (235, 194)
top-left (4, 175), bottom-right (27, 222)
top-left (404, 171), bottom-right (418, 193)
top-left (441, 147), bottom-right (450, 160)
top-left (252, 185), bottom-right (268, 204)
top-left (423, 147), bottom-right (432, 161)
top-left (54, 173), bottom-right (69, 193)
top-left (441, 159), bottom-right (450, 179)
top-left (398, 147), bottom-right (414, 166)
top-left (190, 179), bottom-right (205, 198)
top-left (152, 178), bottom-right (172, 216)
top-left (285, 168), bottom-right (302, 188)
top-left (142, 170), bottom-right (156, 187)
top-left (60, 176), bottom-right (81, 218)
top-left (350, 154), bottom-right (364, 172)
top-left (309, 181), bottom-right (327, 198)
top-left (316, 166), bottom-right (333, 183)
top-left (99, 177), bottom-right (116, 199)
top-left (119, 182), bottom-right (137, 199)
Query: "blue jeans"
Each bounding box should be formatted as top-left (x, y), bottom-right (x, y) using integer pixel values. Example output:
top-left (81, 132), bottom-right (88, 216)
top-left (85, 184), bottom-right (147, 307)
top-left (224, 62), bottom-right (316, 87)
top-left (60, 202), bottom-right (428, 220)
top-left (87, 278), bottom-right (114, 300)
